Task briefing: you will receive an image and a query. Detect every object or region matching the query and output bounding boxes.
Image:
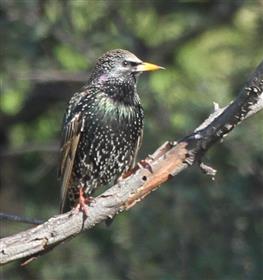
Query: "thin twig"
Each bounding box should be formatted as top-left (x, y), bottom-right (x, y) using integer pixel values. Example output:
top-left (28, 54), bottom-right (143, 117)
top-left (0, 213), bottom-right (44, 225)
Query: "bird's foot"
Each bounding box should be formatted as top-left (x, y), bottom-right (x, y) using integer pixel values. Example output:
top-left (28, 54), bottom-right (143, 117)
top-left (119, 159), bottom-right (154, 182)
top-left (75, 187), bottom-right (93, 217)
top-left (120, 169), bottom-right (133, 180)
top-left (138, 159), bottom-right (153, 173)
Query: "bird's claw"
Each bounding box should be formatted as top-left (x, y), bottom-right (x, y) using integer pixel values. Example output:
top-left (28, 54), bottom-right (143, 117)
top-left (74, 187), bottom-right (93, 217)
top-left (120, 169), bottom-right (133, 180)
top-left (138, 159), bottom-right (153, 173)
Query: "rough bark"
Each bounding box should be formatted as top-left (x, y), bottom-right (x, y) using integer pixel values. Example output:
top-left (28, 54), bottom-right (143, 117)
top-left (1, 61), bottom-right (262, 265)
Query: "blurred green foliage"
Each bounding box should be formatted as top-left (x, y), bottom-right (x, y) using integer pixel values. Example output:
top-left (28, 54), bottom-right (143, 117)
top-left (0, 0), bottom-right (263, 279)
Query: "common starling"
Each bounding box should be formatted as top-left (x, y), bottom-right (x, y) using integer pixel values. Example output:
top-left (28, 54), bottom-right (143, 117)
top-left (58, 49), bottom-right (163, 214)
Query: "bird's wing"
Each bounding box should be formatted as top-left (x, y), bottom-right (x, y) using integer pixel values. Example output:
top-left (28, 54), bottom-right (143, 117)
top-left (58, 111), bottom-right (83, 213)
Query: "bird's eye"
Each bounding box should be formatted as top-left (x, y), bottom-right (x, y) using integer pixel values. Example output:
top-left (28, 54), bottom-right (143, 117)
top-left (123, 60), bottom-right (129, 66)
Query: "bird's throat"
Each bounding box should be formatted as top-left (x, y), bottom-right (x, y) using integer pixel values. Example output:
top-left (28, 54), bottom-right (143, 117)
top-left (101, 76), bottom-right (138, 105)
top-left (93, 75), bottom-right (141, 121)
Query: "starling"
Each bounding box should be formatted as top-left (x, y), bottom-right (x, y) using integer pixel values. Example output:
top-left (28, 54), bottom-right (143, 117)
top-left (58, 49), bottom-right (163, 214)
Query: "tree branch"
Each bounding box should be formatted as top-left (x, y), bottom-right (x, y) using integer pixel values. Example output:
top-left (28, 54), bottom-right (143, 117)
top-left (1, 61), bottom-right (262, 265)
top-left (0, 213), bottom-right (44, 225)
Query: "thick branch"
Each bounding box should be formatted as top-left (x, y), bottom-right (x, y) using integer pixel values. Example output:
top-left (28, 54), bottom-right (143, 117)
top-left (0, 61), bottom-right (262, 265)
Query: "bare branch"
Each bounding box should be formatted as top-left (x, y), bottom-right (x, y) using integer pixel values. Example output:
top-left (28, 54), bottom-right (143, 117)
top-left (18, 71), bottom-right (89, 83)
top-left (0, 142), bottom-right (59, 158)
top-left (0, 213), bottom-right (44, 225)
top-left (0, 61), bottom-right (262, 265)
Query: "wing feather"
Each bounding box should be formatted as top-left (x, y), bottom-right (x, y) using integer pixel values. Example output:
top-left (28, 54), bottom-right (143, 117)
top-left (58, 112), bottom-right (83, 213)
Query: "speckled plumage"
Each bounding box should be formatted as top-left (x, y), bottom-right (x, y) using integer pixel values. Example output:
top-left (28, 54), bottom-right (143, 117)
top-left (58, 49), bottom-right (162, 213)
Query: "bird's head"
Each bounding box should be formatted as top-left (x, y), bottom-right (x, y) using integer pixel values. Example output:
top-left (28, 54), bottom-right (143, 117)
top-left (92, 49), bottom-right (164, 84)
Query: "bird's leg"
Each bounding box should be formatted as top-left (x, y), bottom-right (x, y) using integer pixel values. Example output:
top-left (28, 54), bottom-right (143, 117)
top-left (75, 187), bottom-right (93, 216)
top-left (79, 187), bottom-right (89, 214)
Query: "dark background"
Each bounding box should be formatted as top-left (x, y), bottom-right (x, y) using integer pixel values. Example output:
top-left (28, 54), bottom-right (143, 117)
top-left (1, 1), bottom-right (263, 279)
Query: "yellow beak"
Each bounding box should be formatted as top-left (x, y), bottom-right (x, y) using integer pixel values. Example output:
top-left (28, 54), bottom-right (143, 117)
top-left (136, 62), bottom-right (165, 72)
